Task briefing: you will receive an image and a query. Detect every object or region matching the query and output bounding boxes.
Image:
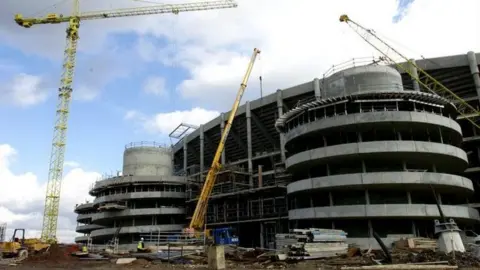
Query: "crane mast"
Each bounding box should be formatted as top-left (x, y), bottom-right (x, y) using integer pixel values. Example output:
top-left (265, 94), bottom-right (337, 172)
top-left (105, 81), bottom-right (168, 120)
top-left (15, 0), bottom-right (238, 243)
top-left (339, 14), bottom-right (480, 130)
top-left (189, 48), bottom-right (261, 231)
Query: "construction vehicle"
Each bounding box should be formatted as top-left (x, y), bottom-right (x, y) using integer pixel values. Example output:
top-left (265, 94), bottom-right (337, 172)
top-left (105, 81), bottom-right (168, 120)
top-left (186, 48), bottom-right (261, 245)
top-left (14, 0), bottom-right (238, 243)
top-left (210, 227), bottom-right (239, 245)
top-left (339, 14), bottom-right (480, 130)
top-left (0, 229), bottom-right (50, 261)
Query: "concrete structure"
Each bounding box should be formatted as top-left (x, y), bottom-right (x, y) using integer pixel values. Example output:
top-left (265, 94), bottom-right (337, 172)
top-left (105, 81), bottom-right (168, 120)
top-left (0, 223), bottom-right (7, 242)
top-left (276, 64), bottom-right (479, 246)
top-left (171, 52), bottom-right (480, 248)
top-left (75, 142), bottom-right (186, 249)
top-left (74, 202), bottom-right (102, 243)
top-left (74, 51), bottom-right (480, 248)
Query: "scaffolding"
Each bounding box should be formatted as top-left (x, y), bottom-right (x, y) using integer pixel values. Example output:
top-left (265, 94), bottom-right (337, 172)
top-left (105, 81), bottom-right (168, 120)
top-left (185, 163), bottom-right (289, 224)
top-left (169, 123), bottom-right (198, 146)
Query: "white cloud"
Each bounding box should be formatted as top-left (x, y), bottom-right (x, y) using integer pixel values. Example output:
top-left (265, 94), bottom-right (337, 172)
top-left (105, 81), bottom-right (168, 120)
top-left (1, 0), bottom-right (479, 117)
top-left (131, 0), bottom-right (480, 110)
top-left (64, 161), bottom-right (80, 168)
top-left (125, 107), bottom-right (219, 135)
top-left (143, 76), bottom-right (168, 97)
top-left (0, 73), bottom-right (50, 107)
top-left (124, 109), bottom-right (142, 121)
top-left (0, 144), bottom-right (100, 243)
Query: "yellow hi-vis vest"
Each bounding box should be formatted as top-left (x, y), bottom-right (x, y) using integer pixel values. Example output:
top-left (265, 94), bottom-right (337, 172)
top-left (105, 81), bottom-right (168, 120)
top-left (82, 246), bottom-right (88, 252)
top-left (137, 241), bottom-right (143, 249)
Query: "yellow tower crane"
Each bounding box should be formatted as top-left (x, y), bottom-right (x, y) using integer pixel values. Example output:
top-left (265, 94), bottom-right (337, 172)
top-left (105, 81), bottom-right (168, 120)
top-left (188, 48), bottom-right (261, 232)
top-left (339, 14), bottom-right (480, 130)
top-left (14, 0), bottom-right (238, 243)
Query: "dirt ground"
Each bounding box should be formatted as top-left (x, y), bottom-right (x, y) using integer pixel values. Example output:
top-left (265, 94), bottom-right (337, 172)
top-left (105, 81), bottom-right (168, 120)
top-left (3, 244), bottom-right (480, 270)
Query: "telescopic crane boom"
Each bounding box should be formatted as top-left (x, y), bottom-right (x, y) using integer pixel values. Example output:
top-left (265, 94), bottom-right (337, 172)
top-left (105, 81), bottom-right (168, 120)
top-left (339, 14), bottom-right (480, 130)
top-left (15, 0), bottom-right (238, 243)
top-left (189, 48), bottom-right (261, 231)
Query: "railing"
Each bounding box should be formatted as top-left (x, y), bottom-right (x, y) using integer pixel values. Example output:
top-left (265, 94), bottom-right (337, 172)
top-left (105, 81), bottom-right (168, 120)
top-left (125, 141), bottom-right (171, 149)
top-left (322, 56), bottom-right (383, 79)
top-left (140, 230), bottom-right (208, 246)
top-left (294, 82), bottom-right (406, 109)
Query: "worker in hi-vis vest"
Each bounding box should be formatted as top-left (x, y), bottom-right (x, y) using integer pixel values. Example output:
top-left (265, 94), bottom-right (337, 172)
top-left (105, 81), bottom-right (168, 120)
top-left (137, 237), bottom-right (146, 252)
top-left (81, 245), bottom-right (88, 253)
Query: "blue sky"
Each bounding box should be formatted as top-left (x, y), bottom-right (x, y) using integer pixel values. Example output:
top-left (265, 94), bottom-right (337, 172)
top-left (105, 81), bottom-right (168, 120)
top-left (0, 0), bottom-right (478, 242)
top-left (0, 0), bottom-right (415, 176)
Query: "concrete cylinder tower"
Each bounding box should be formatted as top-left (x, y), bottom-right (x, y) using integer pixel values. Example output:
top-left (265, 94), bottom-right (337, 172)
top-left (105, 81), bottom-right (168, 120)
top-left (276, 64), bottom-right (479, 249)
top-left (84, 142), bottom-right (185, 251)
top-left (123, 142), bottom-right (173, 176)
top-left (323, 65), bottom-right (403, 98)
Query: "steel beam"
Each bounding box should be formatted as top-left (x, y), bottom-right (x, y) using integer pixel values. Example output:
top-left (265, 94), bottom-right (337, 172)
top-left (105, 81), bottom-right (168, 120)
top-left (276, 90), bottom-right (286, 162)
top-left (246, 101), bottom-right (253, 186)
top-left (200, 125), bottom-right (204, 180)
top-left (251, 111), bottom-right (276, 147)
top-left (183, 134), bottom-right (188, 171)
top-left (220, 113), bottom-right (226, 164)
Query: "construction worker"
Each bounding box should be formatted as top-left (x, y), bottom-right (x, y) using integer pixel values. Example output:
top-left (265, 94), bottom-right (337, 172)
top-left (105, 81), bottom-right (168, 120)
top-left (137, 237), bottom-right (146, 252)
top-left (81, 245), bottom-right (88, 253)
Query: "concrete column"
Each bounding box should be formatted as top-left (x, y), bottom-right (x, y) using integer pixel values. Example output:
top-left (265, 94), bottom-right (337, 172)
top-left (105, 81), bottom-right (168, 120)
top-left (220, 113), bottom-right (226, 164)
top-left (200, 125), bottom-right (204, 181)
top-left (313, 78), bottom-right (321, 98)
top-left (408, 58), bottom-right (420, 91)
top-left (276, 90), bottom-right (286, 162)
top-left (368, 220), bottom-right (373, 238)
top-left (183, 135), bottom-right (188, 172)
top-left (467, 51), bottom-right (480, 100)
top-left (260, 223), bottom-right (264, 248)
top-left (246, 101), bottom-right (253, 186)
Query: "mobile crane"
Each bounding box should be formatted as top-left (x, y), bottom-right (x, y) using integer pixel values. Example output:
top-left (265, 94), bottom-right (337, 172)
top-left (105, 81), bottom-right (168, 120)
top-left (339, 14), bottom-right (480, 130)
top-left (14, 0), bottom-right (238, 243)
top-left (186, 48), bottom-right (261, 244)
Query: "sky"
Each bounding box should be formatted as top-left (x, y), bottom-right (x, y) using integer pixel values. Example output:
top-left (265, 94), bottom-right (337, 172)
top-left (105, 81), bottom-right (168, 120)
top-left (0, 0), bottom-right (479, 243)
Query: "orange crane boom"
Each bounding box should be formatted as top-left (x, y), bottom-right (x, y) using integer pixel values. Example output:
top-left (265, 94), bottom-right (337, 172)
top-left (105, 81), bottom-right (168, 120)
top-left (189, 48), bottom-right (261, 230)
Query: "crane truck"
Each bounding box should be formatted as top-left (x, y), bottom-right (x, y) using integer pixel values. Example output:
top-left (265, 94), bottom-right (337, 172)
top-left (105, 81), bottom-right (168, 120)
top-left (185, 48), bottom-right (261, 245)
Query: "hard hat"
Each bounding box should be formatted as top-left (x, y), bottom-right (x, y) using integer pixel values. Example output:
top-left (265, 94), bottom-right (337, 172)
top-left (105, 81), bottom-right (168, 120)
top-left (141, 238), bottom-right (144, 241)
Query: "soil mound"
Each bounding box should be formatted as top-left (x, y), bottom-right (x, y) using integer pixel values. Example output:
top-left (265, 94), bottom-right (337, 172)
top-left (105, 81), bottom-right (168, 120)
top-left (26, 244), bottom-right (77, 265)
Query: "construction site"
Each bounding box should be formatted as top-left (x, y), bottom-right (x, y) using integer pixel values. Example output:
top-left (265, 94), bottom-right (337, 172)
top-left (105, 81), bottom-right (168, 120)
top-left (2, 0), bottom-right (480, 269)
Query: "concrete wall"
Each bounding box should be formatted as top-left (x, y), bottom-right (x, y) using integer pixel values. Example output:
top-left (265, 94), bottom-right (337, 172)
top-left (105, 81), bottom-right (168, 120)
top-left (324, 65), bottom-right (403, 97)
top-left (123, 145), bottom-right (173, 176)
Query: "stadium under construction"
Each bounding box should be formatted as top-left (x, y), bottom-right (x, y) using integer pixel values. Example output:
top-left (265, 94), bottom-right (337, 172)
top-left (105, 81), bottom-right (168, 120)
top-left (75, 51), bottom-right (480, 250)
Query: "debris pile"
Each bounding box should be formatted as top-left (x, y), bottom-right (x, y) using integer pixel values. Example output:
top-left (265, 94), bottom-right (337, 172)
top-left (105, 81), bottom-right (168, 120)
top-left (276, 228), bottom-right (349, 259)
top-left (25, 244), bottom-right (78, 265)
top-left (393, 249), bottom-right (480, 267)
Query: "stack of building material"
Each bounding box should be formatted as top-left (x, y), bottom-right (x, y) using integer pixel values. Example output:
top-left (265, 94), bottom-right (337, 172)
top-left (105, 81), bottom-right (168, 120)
top-left (394, 237), bottom-right (437, 251)
top-left (275, 228), bottom-right (349, 259)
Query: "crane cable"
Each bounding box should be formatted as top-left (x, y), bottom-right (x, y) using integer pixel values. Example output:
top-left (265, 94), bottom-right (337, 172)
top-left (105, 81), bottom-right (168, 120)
top-left (28, 0), bottom-right (69, 17)
top-left (258, 53), bottom-right (268, 151)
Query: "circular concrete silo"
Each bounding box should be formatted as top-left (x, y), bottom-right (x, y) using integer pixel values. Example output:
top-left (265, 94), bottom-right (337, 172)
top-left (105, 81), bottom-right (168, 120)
top-left (123, 142), bottom-right (173, 176)
top-left (323, 65), bottom-right (404, 98)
